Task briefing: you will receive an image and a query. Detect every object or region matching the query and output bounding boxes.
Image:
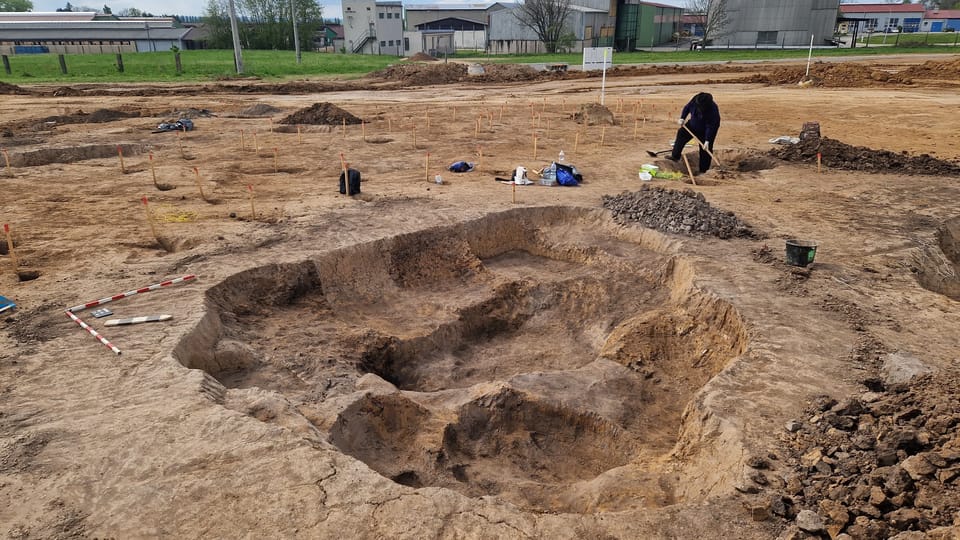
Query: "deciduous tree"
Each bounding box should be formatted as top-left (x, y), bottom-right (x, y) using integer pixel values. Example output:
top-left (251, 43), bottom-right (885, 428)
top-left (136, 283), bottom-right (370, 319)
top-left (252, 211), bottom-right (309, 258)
top-left (686, 0), bottom-right (730, 45)
top-left (0, 0), bottom-right (33, 10)
top-left (515, 0), bottom-right (574, 54)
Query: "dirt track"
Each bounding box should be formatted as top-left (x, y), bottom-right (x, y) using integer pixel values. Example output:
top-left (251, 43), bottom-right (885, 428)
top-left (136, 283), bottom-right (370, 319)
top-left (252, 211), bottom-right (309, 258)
top-left (1, 55), bottom-right (959, 538)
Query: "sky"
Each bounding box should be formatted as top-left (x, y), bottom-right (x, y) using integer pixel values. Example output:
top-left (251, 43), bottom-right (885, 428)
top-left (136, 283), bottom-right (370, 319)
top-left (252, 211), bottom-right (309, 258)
top-left (27, 0), bottom-right (889, 23)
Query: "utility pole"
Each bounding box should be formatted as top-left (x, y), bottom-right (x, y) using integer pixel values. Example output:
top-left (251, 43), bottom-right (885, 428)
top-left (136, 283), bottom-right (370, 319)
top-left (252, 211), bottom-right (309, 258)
top-left (291, 0), bottom-right (301, 64)
top-left (228, 0), bottom-right (244, 74)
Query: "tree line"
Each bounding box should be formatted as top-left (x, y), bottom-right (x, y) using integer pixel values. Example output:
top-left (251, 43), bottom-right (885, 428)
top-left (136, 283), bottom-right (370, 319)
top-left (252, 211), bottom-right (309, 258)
top-left (203, 0), bottom-right (324, 52)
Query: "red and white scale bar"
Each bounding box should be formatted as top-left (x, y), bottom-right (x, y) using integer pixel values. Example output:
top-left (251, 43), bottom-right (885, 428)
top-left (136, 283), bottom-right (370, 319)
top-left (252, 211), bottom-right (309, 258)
top-left (64, 275), bottom-right (196, 355)
top-left (67, 275), bottom-right (196, 313)
top-left (65, 310), bottom-right (122, 355)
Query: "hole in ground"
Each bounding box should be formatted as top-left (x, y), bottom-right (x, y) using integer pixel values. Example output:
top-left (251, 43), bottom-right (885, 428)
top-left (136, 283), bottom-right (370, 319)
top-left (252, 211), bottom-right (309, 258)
top-left (176, 207), bottom-right (748, 513)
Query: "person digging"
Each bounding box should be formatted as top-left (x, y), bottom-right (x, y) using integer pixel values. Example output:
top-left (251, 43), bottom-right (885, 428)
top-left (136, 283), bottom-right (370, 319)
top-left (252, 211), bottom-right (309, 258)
top-left (667, 92), bottom-right (721, 176)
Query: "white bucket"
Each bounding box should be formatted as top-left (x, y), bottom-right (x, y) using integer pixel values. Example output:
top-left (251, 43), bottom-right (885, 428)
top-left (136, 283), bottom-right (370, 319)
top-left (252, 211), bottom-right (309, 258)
top-left (639, 171), bottom-right (653, 182)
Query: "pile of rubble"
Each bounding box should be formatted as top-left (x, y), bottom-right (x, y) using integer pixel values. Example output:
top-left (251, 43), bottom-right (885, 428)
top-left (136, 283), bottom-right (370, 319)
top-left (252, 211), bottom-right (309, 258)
top-left (759, 362), bottom-right (960, 539)
top-left (601, 185), bottom-right (755, 239)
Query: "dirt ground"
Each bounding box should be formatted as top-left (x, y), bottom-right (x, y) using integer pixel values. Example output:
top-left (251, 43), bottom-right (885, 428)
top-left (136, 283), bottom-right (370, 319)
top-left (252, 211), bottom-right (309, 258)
top-left (1, 54), bottom-right (959, 539)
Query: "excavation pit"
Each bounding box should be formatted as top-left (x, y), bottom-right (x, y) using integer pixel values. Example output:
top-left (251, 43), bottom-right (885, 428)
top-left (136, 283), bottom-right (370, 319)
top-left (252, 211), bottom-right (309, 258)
top-left (176, 207), bottom-right (749, 513)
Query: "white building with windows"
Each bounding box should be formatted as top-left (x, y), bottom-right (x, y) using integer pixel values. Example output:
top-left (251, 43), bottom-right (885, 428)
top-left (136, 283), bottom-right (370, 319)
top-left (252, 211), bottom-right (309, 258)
top-left (342, 0), bottom-right (404, 55)
top-left (838, 3), bottom-right (926, 34)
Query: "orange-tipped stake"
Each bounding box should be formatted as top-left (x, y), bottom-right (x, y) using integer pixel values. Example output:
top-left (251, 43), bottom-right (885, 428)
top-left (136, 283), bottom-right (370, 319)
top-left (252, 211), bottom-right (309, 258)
top-left (533, 132), bottom-right (538, 160)
top-left (817, 152), bottom-right (823, 174)
top-left (452, 106), bottom-right (457, 123)
top-left (424, 151), bottom-right (430, 183)
top-left (192, 167), bottom-right (206, 201)
top-left (3, 223), bottom-right (18, 272)
top-left (542, 96), bottom-right (546, 113)
top-left (149, 153), bottom-right (158, 187)
top-left (117, 145), bottom-right (126, 173)
top-left (599, 126), bottom-right (606, 149)
top-left (574, 131), bottom-right (580, 153)
top-left (248, 184), bottom-right (256, 219)
top-left (475, 117), bottom-right (480, 138)
top-left (362, 120), bottom-right (366, 142)
top-left (634, 118), bottom-right (639, 140)
top-left (512, 182), bottom-right (516, 205)
top-left (141, 196), bottom-right (159, 240)
top-left (253, 130), bottom-right (259, 156)
top-left (240, 129), bottom-right (245, 151)
top-left (297, 125), bottom-right (302, 145)
top-left (342, 118), bottom-right (346, 138)
top-left (413, 124), bottom-right (418, 149)
top-left (477, 145), bottom-right (483, 173)
top-left (499, 104), bottom-right (504, 122)
top-left (388, 117), bottom-right (392, 133)
top-left (2, 147), bottom-right (11, 177)
top-left (273, 147), bottom-right (279, 173)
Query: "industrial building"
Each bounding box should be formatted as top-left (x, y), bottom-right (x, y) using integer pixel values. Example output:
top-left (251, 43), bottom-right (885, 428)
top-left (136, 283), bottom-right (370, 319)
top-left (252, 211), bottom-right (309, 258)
top-left (711, 0), bottom-right (840, 48)
top-left (0, 12), bottom-right (194, 55)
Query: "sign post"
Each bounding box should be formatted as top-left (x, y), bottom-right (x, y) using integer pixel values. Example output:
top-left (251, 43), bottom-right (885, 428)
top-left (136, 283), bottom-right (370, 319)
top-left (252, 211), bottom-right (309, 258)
top-left (583, 47), bottom-right (614, 105)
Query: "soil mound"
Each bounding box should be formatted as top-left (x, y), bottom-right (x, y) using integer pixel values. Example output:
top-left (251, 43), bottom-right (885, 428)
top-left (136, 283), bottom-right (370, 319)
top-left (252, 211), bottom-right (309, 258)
top-left (770, 137), bottom-right (960, 176)
top-left (898, 56), bottom-right (960, 80)
top-left (407, 52), bottom-right (437, 62)
top-left (87, 108), bottom-right (140, 123)
top-left (602, 185), bottom-right (755, 239)
top-left (471, 63), bottom-right (542, 83)
top-left (369, 63), bottom-right (467, 85)
top-left (573, 103), bottom-right (615, 126)
top-left (239, 104), bottom-right (283, 117)
top-left (278, 102), bottom-right (362, 125)
top-left (736, 62), bottom-right (913, 87)
top-left (771, 367), bottom-right (960, 537)
top-left (0, 81), bottom-right (28, 95)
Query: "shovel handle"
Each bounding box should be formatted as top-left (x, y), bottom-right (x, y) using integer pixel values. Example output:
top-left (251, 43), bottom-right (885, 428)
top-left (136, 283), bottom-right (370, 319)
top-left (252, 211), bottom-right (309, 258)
top-left (681, 122), bottom-right (723, 167)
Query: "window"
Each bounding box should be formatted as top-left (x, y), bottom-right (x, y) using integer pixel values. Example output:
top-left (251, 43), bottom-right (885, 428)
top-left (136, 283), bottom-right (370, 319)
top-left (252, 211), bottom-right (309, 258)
top-left (757, 31), bottom-right (778, 45)
top-left (379, 12), bottom-right (384, 18)
top-left (885, 18), bottom-right (899, 32)
top-left (864, 18), bottom-right (878, 32)
top-left (404, 37), bottom-right (410, 51)
top-left (380, 40), bottom-right (386, 46)
top-left (388, 40), bottom-right (393, 46)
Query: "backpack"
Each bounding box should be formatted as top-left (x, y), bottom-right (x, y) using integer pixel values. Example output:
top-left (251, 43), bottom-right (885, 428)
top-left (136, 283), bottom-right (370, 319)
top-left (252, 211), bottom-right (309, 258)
top-left (555, 163), bottom-right (580, 186)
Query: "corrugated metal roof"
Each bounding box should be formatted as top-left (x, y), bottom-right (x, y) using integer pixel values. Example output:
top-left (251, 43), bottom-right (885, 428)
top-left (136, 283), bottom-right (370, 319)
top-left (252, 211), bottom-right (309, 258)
top-left (0, 12), bottom-right (98, 22)
top-left (0, 21), bottom-right (178, 30)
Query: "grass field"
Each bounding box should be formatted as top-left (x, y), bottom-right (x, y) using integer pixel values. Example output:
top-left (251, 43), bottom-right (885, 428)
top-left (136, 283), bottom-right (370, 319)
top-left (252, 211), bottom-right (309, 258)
top-left (0, 45), bottom-right (958, 84)
top-left (857, 32), bottom-right (960, 46)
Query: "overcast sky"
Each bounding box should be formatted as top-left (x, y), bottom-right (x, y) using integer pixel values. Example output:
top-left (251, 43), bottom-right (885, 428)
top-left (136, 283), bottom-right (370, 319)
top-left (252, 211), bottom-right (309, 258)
top-left (28, 0), bottom-right (890, 23)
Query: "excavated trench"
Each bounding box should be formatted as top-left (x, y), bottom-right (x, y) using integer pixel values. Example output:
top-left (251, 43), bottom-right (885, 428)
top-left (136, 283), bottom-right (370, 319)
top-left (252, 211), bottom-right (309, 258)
top-left (175, 207), bottom-right (749, 513)
top-left (915, 216), bottom-right (960, 300)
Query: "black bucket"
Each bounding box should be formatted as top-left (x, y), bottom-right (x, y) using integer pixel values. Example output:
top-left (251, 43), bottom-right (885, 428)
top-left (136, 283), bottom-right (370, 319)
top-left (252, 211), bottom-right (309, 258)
top-left (785, 239), bottom-right (818, 267)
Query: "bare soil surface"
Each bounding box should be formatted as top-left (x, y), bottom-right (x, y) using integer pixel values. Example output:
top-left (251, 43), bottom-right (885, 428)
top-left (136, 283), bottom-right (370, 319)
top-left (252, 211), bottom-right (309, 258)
top-left (279, 102), bottom-right (363, 125)
top-left (1, 55), bottom-right (959, 539)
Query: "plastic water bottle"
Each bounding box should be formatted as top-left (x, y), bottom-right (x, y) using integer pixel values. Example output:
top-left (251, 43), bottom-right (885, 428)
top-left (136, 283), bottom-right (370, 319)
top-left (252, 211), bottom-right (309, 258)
top-left (434, 174), bottom-right (443, 185)
top-left (558, 150), bottom-right (566, 162)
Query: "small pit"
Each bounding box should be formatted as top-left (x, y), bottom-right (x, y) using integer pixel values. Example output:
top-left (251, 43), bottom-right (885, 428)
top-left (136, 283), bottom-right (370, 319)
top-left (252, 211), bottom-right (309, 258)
top-left (176, 207), bottom-right (748, 513)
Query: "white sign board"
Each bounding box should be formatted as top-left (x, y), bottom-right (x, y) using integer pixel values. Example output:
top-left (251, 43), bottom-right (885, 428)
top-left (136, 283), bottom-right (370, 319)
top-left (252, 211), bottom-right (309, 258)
top-left (582, 47), bottom-right (613, 71)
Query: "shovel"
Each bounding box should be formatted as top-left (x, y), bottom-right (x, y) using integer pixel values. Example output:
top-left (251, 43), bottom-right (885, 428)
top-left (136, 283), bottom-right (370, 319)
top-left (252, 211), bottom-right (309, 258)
top-left (646, 149), bottom-right (672, 158)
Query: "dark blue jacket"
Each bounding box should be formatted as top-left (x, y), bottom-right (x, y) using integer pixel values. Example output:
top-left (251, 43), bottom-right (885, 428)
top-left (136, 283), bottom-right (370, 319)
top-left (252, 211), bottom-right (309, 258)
top-left (681, 97), bottom-right (721, 143)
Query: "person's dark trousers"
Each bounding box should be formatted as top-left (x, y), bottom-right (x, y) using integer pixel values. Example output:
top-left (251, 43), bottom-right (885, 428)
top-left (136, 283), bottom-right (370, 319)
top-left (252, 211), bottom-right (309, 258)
top-left (670, 125), bottom-right (714, 173)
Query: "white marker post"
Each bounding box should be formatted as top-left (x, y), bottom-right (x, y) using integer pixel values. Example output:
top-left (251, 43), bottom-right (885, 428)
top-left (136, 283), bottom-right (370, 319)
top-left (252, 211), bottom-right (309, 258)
top-left (601, 48), bottom-right (609, 105)
top-left (805, 34), bottom-right (814, 80)
top-left (583, 47), bottom-right (613, 105)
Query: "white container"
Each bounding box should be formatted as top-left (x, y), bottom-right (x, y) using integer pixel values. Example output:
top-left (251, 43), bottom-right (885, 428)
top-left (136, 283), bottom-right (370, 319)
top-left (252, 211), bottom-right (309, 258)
top-left (639, 171), bottom-right (653, 182)
top-left (434, 175), bottom-right (443, 185)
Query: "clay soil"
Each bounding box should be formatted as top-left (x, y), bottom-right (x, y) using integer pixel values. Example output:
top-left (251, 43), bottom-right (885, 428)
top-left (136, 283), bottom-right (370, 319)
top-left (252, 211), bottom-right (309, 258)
top-left (1, 54), bottom-right (959, 539)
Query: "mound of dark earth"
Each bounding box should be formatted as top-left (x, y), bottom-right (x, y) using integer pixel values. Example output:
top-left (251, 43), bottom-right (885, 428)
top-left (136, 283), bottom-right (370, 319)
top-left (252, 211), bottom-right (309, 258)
top-left (770, 137), bottom-right (960, 176)
top-left (278, 102), bottom-right (362, 125)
